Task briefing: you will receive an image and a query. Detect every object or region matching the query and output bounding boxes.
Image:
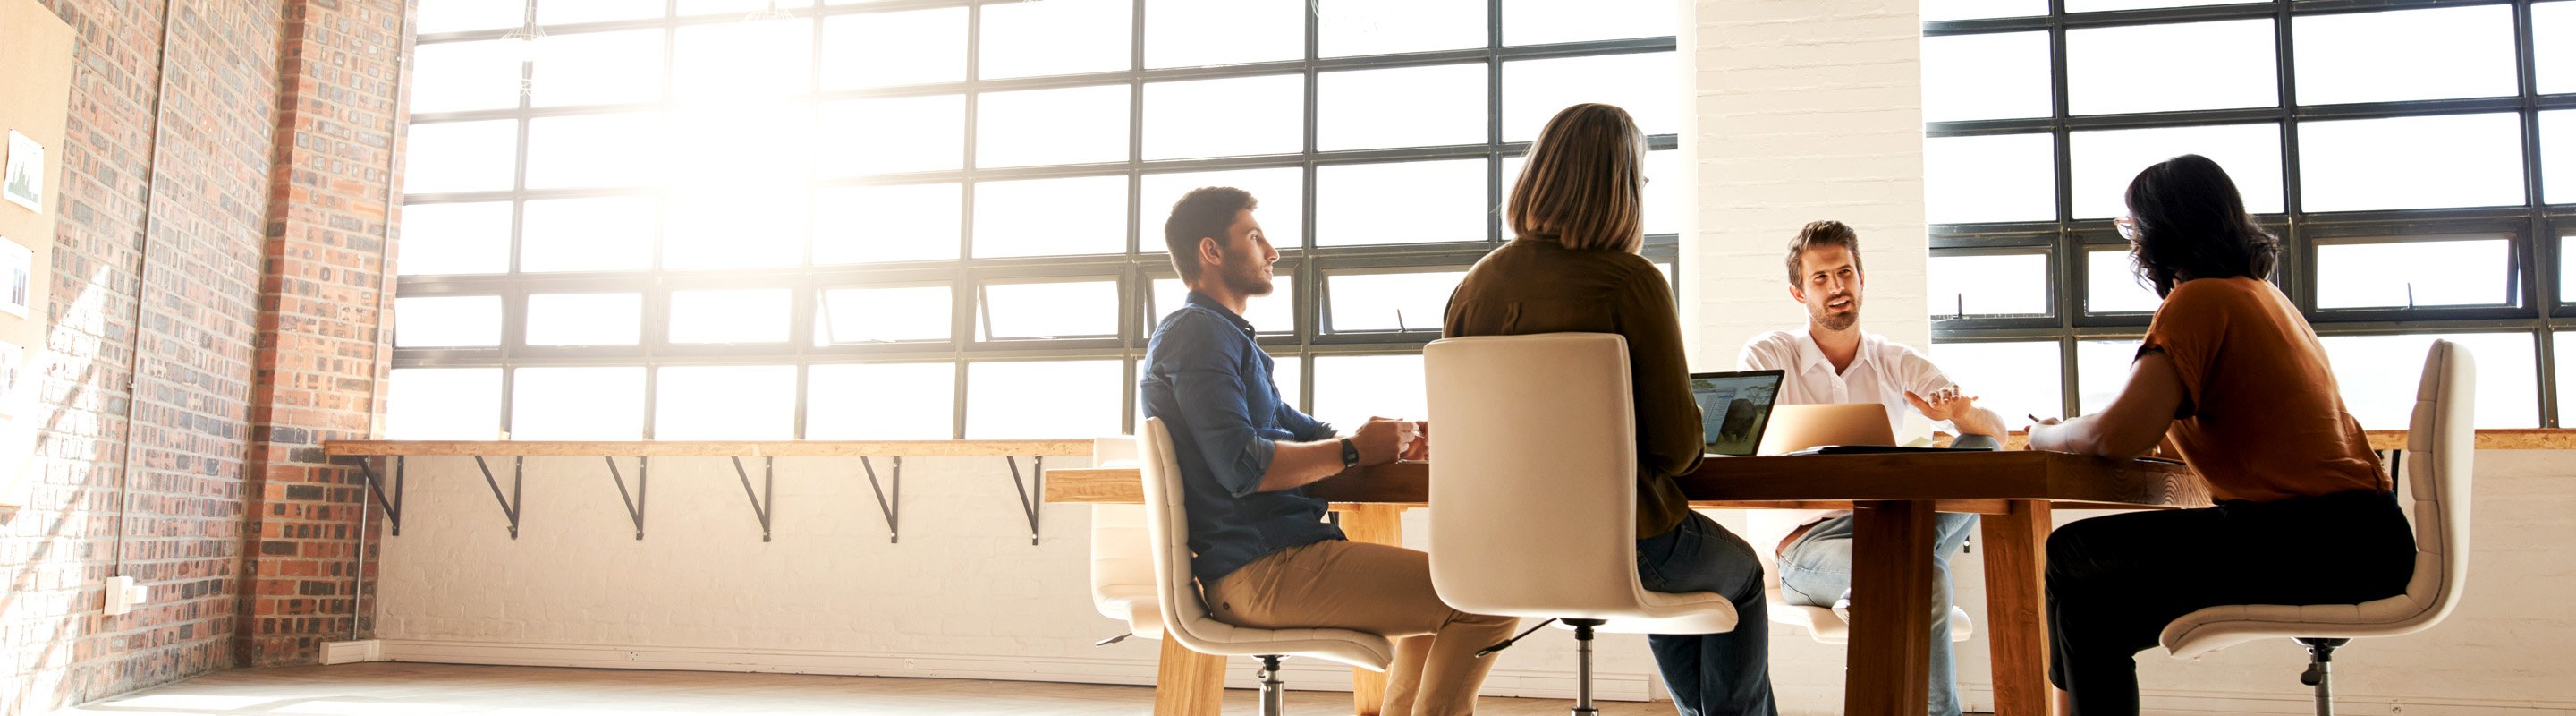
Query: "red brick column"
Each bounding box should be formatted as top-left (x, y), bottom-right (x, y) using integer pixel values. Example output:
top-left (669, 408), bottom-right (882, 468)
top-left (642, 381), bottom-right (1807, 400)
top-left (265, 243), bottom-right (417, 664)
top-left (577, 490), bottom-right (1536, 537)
top-left (237, 0), bottom-right (410, 666)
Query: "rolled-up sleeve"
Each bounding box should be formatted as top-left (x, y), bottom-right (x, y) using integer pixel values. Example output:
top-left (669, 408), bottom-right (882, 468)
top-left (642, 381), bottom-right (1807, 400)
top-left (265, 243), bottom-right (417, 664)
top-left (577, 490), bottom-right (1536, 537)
top-left (1160, 315), bottom-right (1275, 497)
top-left (1277, 405), bottom-right (1336, 443)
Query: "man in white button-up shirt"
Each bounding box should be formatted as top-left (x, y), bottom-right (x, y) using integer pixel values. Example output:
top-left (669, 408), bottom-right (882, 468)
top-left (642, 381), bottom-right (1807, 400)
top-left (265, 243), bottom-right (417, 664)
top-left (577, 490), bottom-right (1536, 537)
top-left (1738, 220), bottom-right (2009, 716)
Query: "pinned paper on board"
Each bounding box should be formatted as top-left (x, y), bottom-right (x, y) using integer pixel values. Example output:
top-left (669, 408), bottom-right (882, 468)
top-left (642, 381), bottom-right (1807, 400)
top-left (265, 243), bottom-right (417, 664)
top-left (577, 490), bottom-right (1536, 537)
top-left (3, 131), bottom-right (40, 212)
top-left (0, 239), bottom-right (28, 319)
top-left (0, 341), bottom-right (21, 421)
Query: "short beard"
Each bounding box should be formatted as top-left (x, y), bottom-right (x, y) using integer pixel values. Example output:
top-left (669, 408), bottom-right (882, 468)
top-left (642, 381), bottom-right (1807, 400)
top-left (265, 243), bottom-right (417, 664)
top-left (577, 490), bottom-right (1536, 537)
top-left (1220, 247), bottom-right (1274, 297)
top-left (1811, 296), bottom-right (1859, 331)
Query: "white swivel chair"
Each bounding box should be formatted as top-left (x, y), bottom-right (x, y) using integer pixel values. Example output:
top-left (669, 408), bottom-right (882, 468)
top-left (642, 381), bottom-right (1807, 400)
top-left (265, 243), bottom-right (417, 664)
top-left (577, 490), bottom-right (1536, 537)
top-left (1087, 436), bottom-right (1160, 646)
top-left (2160, 340), bottom-right (2474, 716)
top-left (1423, 334), bottom-right (1739, 716)
top-left (1138, 417), bottom-right (1394, 715)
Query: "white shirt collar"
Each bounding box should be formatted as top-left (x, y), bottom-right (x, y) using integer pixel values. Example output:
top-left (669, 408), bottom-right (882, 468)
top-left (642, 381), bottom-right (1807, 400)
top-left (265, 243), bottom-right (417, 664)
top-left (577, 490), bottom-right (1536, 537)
top-left (1795, 329), bottom-right (1882, 376)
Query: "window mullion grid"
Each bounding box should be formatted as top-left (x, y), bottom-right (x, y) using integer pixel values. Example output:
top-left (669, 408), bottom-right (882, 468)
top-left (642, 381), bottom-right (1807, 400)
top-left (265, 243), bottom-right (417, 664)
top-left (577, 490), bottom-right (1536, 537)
top-left (1487, 0), bottom-right (1505, 245)
top-left (2514, 0), bottom-right (2559, 426)
top-left (953, 2), bottom-right (982, 439)
top-left (2047, 0), bottom-right (2080, 418)
top-left (1122, 0), bottom-right (1148, 434)
top-left (2274, 0), bottom-right (2310, 314)
top-left (402, 4), bottom-right (1695, 440)
top-left (1298, 0), bottom-right (1322, 413)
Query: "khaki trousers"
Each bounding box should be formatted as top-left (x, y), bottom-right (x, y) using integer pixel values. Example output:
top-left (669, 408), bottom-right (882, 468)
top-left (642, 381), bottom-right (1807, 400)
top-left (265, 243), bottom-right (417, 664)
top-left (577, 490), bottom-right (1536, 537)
top-left (1202, 540), bottom-right (1520, 716)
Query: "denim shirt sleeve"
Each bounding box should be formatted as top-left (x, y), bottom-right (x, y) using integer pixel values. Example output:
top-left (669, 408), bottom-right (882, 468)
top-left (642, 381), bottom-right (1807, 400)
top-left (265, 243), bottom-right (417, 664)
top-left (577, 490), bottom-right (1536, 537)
top-left (1160, 313), bottom-right (1276, 498)
top-left (1276, 405), bottom-right (1337, 443)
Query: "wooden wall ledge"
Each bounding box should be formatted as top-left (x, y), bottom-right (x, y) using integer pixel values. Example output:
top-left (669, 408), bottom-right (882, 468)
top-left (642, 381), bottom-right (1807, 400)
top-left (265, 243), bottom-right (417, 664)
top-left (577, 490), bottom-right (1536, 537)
top-left (321, 439), bottom-right (1096, 458)
top-left (1960, 430), bottom-right (2576, 452)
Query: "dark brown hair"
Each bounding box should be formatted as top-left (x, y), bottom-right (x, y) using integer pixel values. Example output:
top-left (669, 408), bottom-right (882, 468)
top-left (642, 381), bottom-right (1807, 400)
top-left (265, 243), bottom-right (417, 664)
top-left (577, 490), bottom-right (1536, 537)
top-left (1162, 186), bottom-right (1257, 281)
top-left (1784, 220), bottom-right (1862, 285)
top-left (1507, 103), bottom-right (1647, 252)
top-left (2125, 154), bottom-right (2277, 297)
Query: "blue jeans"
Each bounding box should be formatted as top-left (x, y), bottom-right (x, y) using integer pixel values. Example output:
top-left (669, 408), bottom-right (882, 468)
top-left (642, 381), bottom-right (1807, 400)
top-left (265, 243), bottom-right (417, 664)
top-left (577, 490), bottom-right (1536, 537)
top-left (1777, 511), bottom-right (1979, 716)
top-left (1637, 511), bottom-right (1777, 716)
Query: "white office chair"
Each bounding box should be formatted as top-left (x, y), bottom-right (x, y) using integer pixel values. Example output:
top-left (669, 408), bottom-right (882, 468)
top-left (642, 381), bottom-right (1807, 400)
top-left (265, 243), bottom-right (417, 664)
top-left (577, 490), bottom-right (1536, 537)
top-left (1087, 436), bottom-right (1161, 645)
top-left (2160, 340), bottom-right (2474, 716)
top-left (1138, 418), bottom-right (1394, 715)
top-left (1423, 334), bottom-right (1739, 716)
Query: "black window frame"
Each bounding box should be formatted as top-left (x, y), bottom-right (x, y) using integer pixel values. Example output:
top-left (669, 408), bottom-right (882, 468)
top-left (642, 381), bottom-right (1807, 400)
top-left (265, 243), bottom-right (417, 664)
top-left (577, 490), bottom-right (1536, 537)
top-left (392, 0), bottom-right (1684, 440)
top-left (1925, 0), bottom-right (2576, 427)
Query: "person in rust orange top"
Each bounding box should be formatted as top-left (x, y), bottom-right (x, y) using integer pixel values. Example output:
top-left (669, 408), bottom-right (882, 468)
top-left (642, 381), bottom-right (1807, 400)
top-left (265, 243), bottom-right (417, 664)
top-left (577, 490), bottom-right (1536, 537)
top-left (2025, 154), bottom-right (2415, 716)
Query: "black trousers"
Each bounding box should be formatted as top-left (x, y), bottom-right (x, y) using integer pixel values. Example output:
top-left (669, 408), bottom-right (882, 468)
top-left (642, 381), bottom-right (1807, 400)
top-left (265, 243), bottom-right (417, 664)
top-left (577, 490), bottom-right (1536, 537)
top-left (2045, 489), bottom-right (2416, 716)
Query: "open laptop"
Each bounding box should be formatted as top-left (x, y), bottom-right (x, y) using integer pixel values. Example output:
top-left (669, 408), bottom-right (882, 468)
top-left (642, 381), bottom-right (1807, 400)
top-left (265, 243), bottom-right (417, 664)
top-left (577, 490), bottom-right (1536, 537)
top-left (1758, 403), bottom-right (1985, 456)
top-left (1691, 370), bottom-right (1785, 456)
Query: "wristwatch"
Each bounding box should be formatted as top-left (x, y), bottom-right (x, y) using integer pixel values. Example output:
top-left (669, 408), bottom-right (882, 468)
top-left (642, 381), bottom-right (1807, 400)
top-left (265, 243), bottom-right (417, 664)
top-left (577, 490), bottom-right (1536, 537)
top-left (1339, 438), bottom-right (1360, 469)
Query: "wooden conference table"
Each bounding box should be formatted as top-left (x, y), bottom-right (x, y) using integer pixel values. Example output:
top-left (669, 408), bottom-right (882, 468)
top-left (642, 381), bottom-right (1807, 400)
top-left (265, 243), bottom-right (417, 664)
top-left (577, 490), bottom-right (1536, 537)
top-left (1045, 449), bottom-right (2209, 716)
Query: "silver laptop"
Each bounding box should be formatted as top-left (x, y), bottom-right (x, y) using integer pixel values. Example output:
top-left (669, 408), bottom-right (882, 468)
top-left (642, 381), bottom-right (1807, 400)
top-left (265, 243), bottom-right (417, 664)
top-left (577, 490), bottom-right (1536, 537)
top-left (1692, 370), bottom-right (1785, 456)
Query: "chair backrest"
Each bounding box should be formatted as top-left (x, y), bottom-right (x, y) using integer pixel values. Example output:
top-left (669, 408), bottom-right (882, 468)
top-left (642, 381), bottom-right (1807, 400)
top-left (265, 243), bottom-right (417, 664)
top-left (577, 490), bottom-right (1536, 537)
top-left (1136, 418), bottom-right (1222, 648)
top-left (1088, 437), bottom-right (1152, 618)
top-left (1423, 334), bottom-right (1649, 618)
top-left (2394, 339), bottom-right (2475, 630)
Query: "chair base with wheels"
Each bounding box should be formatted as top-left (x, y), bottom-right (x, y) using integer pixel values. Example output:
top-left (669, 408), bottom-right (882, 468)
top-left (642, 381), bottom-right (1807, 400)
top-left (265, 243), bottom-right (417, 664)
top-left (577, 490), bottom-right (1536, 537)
top-left (2294, 638), bottom-right (2348, 716)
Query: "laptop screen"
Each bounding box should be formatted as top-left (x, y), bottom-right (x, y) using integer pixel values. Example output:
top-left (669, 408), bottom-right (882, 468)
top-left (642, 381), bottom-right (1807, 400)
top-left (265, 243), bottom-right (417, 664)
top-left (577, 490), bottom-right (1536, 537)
top-left (1691, 370), bottom-right (1785, 456)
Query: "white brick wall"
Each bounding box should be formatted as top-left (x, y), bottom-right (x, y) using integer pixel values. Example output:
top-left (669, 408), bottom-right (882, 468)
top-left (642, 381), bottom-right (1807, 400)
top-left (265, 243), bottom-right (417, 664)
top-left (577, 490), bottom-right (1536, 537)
top-left (1689, 0), bottom-right (1930, 371)
top-left (370, 455), bottom-right (1668, 701)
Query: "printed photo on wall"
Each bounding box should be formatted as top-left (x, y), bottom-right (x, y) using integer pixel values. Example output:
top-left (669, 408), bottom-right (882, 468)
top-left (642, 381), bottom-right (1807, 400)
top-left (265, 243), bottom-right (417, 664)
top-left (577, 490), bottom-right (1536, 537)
top-left (0, 341), bottom-right (21, 407)
top-left (3, 131), bottom-right (40, 212)
top-left (0, 240), bottom-right (28, 318)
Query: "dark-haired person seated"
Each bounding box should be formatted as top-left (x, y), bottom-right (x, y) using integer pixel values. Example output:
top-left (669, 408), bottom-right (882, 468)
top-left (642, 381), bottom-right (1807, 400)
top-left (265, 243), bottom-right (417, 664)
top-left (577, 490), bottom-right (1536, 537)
top-left (1140, 186), bottom-right (1517, 716)
top-left (2026, 154), bottom-right (2416, 716)
top-left (1445, 102), bottom-right (1776, 716)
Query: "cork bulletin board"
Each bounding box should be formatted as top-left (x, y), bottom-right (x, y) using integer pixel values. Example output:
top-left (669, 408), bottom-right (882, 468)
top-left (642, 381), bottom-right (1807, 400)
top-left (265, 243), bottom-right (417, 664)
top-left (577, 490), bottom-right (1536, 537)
top-left (0, 0), bottom-right (72, 507)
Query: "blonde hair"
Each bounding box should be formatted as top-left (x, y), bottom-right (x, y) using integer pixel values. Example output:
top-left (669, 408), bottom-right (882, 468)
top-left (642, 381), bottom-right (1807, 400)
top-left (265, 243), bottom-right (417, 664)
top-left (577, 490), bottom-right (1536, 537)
top-left (1507, 103), bottom-right (1648, 252)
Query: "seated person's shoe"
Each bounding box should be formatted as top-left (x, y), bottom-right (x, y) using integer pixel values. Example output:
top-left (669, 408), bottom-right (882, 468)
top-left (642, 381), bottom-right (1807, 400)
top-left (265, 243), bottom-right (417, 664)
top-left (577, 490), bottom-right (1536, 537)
top-left (1830, 588), bottom-right (1852, 624)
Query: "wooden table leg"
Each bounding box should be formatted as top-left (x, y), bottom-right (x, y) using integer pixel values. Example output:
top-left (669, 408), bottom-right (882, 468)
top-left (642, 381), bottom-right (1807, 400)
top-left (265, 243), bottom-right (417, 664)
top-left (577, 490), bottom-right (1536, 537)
top-left (1979, 499), bottom-right (2055, 716)
top-left (1153, 634), bottom-right (1226, 716)
top-left (1335, 504), bottom-right (1405, 716)
top-left (1848, 500), bottom-right (1937, 716)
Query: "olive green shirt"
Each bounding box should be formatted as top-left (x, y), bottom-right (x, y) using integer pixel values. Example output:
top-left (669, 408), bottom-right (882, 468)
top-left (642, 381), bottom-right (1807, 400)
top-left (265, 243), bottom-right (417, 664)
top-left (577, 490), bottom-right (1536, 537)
top-left (1442, 238), bottom-right (1705, 539)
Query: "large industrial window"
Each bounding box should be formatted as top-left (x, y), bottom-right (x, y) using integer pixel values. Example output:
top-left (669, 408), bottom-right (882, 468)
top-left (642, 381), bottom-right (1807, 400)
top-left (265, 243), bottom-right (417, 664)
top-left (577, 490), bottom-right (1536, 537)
top-left (1923, 0), bottom-right (2574, 430)
top-left (388, 0), bottom-right (1682, 440)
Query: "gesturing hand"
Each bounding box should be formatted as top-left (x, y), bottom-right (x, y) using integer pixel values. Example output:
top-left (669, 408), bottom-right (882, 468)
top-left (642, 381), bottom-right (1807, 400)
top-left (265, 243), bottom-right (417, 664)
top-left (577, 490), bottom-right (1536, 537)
top-left (1905, 387), bottom-right (1979, 422)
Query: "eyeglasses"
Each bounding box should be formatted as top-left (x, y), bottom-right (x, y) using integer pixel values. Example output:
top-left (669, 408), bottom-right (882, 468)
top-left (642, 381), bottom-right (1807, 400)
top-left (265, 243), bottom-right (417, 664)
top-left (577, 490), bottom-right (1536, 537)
top-left (2114, 217), bottom-right (2142, 242)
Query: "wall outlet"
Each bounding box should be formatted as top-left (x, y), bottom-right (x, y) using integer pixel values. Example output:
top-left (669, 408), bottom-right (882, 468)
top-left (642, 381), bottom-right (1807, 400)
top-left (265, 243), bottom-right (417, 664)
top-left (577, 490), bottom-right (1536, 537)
top-left (104, 575), bottom-right (145, 616)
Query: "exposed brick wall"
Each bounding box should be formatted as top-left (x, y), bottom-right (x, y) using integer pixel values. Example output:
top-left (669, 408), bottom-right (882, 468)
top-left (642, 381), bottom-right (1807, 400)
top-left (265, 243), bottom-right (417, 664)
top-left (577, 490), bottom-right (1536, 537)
top-left (237, 0), bottom-right (408, 667)
top-left (2, 0), bottom-right (411, 708)
top-left (0, 0), bottom-right (284, 712)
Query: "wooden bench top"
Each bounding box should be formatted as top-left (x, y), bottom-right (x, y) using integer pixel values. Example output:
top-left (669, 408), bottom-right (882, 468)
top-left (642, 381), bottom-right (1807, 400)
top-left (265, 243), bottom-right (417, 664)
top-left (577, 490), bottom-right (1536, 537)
top-left (321, 439), bottom-right (1096, 458)
top-left (320, 429), bottom-right (2576, 460)
top-left (1967, 429), bottom-right (2574, 452)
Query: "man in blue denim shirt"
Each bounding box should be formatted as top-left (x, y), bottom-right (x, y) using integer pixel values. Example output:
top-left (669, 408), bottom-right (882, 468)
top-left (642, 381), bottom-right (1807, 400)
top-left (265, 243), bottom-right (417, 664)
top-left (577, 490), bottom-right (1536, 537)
top-left (1140, 187), bottom-right (1515, 716)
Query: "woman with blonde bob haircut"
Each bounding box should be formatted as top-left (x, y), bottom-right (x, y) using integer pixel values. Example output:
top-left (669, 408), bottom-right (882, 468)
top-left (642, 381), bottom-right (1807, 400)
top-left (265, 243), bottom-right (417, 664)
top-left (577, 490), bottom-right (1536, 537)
top-left (1445, 103), bottom-right (1779, 716)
